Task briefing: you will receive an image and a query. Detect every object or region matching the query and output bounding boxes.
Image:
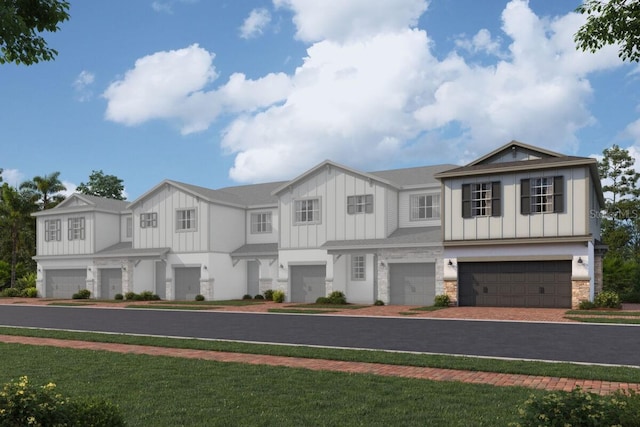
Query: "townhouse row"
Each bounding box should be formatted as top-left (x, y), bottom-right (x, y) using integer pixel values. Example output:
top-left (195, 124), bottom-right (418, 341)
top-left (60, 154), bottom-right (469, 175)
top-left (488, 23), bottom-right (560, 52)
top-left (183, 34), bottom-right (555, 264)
top-left (33, 141), bottom-right (606, 308)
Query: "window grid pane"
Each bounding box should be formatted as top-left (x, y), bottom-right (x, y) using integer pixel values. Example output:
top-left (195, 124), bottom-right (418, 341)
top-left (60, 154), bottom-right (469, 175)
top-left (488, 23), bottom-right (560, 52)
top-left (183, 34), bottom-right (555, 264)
top-left (295, 199), bottom-right (319, 223)
top-left (68, 217), bottom-right (85, 240)
top-left (140, 213), bottom-right (157, 228)
top-left (531, 178), bottom-right (553, 213)
top-left (410, 194), bottom-right (440, 220)
top-left (471, 183), bottom-right (492, 216)
top-left (351, 255), bottom-right (366, 280)
top-left (251, 213), bottom-right (272, 233)
top-left (177, 209), bottom-right (196, 231)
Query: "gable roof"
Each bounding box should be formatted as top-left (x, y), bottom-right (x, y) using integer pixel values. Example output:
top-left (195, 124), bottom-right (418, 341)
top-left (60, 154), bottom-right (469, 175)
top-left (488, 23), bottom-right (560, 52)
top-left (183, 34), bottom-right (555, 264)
top-left (33, 193), bottom-right (129, 217)
top-left (466, 140), bottom-right (565, 167)
top-left (370, 164), bottom-right (457, 188)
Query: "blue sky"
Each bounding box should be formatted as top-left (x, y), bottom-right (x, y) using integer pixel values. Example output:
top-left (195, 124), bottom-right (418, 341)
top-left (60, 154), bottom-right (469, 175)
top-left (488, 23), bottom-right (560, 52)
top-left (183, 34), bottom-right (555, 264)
top-left (1, 0), bottom-right (638, 200)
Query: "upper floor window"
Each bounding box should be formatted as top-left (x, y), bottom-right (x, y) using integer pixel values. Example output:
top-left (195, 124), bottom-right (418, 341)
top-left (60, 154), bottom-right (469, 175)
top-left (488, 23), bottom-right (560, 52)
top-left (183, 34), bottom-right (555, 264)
top-left (45, 219), bottom-right (61, 242)
top-left (176, 209), bottom-right (197, 231)
top-left (410, 194), bottom-right (440, 220)
top-left (251, 212), bottom-right (272, 233)
top-left (521, 176), bottom-right (564, 215)
top-left (351, 255), bottom-right (366, 281)
top-left (347, 195), bottom-right (373, 214)
top-left (68, 217), bottom-right (85, 241)
top-left (126, 217), bottom-right (133, 238)
top-left (295, 198), bottom-right (321, 224)
top-left (462, 182), bottom-right (501, 218)
top-left (140, 212), bottom-right (157, 228)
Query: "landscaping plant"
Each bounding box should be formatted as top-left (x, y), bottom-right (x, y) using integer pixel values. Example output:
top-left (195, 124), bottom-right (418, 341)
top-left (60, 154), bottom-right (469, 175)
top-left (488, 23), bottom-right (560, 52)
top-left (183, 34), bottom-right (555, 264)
top-left (272, 290), bottom-right (285, 303)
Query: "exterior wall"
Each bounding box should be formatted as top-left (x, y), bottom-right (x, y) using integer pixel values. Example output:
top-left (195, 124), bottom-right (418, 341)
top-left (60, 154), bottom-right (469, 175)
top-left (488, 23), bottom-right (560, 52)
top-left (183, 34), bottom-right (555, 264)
top-left (209, 204), bottom-right (245, 252)
top-left (132, 260), bottom-right (155, 294)
top-left (279, 167), bottom-right (389, 249)
top-left (484, 147), bottom-right (545, 163)
top-left (386, 189), bottom-right (398, 235)
top-left (35, 259), bottom-right (93, 297)
top-left (332, 254), bottom-right (376, 304)
top-left (277, 249), bottom-right (332, 301)
top-left (133, 186), bottom-right (210, 252)
top-left (120, 214), bottom-right (133, 242)
top-left (245, 207), bottom-right (279, 245)
top-left (257, 259), bottom-right (278, 294)
top-left (94, 212), bottom-right (121, 252)
top-left (443, 167), bottom-right (589, 241)
top-left (36, 213), bottom-right (95, 256)
top-left (589, 182), bottom-right (602, 240)
top-left (398, 187), bottom-right (441, 228)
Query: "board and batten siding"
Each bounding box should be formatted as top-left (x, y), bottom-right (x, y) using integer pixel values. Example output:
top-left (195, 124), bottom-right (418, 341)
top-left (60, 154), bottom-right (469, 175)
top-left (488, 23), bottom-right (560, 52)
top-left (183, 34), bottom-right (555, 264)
top-left (398, 188), bottom-right (441, 228)
top-left (37, 213), bottom-right (95, 256)
top-left (209, 203), bottom-right (245, 252)
top-left (133, 186), bottom-right (210, 253)
top-left (246, 208), bottom-right (279, 245)
top-left (386, 190), bottom-right (398, 236)
top-left (279, 167), bottom-right (389, 249)
top-left (443, 167), bottom-right (589, 241)
top-left (94, 212), bottom-right (121, 251)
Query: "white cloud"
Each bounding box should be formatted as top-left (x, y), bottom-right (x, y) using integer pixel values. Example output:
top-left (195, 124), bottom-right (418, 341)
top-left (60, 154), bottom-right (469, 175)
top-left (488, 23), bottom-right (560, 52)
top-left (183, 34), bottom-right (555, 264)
top-left (1, 169), bottom-right (25, 188)
top-left (455, 29), bottom-right (503, 57)
top-left (73, 70), bottom-right (95, 102)
top-left (239, 8), bottom-right (272, 39)
top-left (61, 181), bottom-right (78, 198)
top-left (151, 1), bottom-right (173, 14)
top-left (273, 0), bottom-right (428, 42)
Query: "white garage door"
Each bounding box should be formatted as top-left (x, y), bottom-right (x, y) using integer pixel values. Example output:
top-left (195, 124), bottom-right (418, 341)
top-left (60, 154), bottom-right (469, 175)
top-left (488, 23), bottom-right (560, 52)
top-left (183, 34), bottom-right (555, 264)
top-left (389, 263), bottom-right (435, 306)
top-left (100, 269), bottom-right (122, 300)
top-left (45, 269), bottom-right (86, 299)
top-left (290, 265), bottom-right (326, 303)
top-left (174, 267), bottom-right (201, 300)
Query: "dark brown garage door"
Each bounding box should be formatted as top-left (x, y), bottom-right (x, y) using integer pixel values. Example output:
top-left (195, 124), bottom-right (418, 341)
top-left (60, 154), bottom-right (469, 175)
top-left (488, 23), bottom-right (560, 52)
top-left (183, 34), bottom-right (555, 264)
top-left (458, 261), bottom-right (571, 308)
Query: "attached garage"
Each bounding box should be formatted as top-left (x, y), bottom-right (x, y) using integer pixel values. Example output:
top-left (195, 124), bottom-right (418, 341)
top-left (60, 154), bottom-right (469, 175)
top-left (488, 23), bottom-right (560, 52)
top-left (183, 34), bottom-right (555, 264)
top-left (247, 260), bottom-right (259, 297)
top-left (174, 267), bottom-right (200, 300)
top-left (458, 261), bottom-right (572, 308)
top-left (45, 269), bottom-right (86, 298)
top-left (99, 269), bottom-right (122, 300)
top-left (389, 263), bottom-right (436, 305)
top-left (290, 265), bottom-right (326, 303)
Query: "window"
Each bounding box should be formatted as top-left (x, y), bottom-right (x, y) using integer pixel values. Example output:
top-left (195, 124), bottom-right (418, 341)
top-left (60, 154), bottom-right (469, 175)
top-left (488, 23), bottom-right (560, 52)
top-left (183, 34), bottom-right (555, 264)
top-left (462, 182), bottom-right (501, 218)
top-left (521, 176), bottom-right (564, 214)
top-left (44, 219), bottom-right (61, 242)
top-left (140, 213), bottom-right (157, 228)
top-left (410, 194), bottom-right (440, 220)
top-left (251, 212), bottom-right (272, 233)
top-left (126, 217), bottom-right (132, 238)
top-left (67, 217), bottom-right (85, 240)
top-left (351, 255), bottom-right (366, 280)
top-left (347, 195), bottom-right (373, 214)
top-left (176, 209), bottom-right (197, 231)
top-left (295, 198), bottom-right (320, 224)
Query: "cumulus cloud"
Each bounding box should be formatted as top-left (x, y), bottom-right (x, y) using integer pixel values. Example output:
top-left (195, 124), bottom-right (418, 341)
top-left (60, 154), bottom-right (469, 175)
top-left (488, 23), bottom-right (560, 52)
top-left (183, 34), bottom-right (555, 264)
top-left (73, 70), bottom-right (95, 102)
top-left (1, 169), bottom-right (25, 187)
top-left (240, 8), bottom-right (272, 39)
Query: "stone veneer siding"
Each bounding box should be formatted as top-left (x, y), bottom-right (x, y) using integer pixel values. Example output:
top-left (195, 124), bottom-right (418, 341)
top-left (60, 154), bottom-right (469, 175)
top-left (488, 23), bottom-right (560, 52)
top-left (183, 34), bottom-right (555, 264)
top-left (571, 280), bottom-right (590, 309)
top-left (444, 280), bottom-right (458, 306)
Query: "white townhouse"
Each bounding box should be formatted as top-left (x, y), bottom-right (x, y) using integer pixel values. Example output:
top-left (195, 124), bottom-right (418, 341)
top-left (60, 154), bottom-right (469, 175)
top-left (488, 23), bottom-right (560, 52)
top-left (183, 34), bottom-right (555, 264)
top-left (32, 141), bottom-right (605, 308)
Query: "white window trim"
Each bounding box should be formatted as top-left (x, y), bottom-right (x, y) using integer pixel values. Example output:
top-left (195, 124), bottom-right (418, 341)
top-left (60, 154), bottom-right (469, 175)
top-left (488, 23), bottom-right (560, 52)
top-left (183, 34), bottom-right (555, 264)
top-left (176, 208), bottom-right (197, 232)
top-left (471, 182), bottom-right (492, 217)
top-left (531, 177), bottom-right (553, 213)
top-left (140, 212), bottom-right (157, 228)
top-left (294, 198), bottom-right (321, 225)
top-left (347, 194), bottom-right (373, 214)
top-left (251, 212), bottom-right (272, 234)
top-left (410, 194), bottom-right (440, 221)
top-left (351, 254), bottom-right (366, 281)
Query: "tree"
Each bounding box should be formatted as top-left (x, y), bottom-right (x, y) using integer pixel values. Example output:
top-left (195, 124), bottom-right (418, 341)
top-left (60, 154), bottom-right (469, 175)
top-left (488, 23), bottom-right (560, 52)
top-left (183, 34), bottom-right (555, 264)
top-left (0, 0), bottom-right (70, 65)
top-left (599, 144), bottom-right (640, 209)
top-left (0, 184), bottom-right (38, 288)
top-left (77, 170), bottom-right (126, 200)
top-left (19, 171), bottom-right (66, 209)
top-left (575, 0), bottom-right (640, 62)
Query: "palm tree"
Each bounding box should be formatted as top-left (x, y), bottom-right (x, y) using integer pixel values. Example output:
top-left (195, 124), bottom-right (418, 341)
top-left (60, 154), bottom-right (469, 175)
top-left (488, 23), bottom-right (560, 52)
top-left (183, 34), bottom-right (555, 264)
top-left (20, 171), bottom-right (66, 210)
top-left (0, 184), bottom-right (38, 287)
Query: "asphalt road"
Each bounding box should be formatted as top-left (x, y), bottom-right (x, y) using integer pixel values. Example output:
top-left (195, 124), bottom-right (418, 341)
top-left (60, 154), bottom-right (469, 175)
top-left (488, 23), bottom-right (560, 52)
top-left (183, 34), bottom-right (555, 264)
top-left (0, 305), bottom-right (637, 366)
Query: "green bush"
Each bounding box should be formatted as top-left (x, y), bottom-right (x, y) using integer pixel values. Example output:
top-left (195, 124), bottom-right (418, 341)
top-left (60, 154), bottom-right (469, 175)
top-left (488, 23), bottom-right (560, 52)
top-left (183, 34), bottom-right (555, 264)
top-left (374, 299), bottom-right (385, 306)
top-left (195, 294), bottom-right (205, 301)
top-left (594, 290), bottom-right (621, 309)
top-left (316, 296), bottom-right (330, 304)
top-left (15, 272), bottom-right (36, 290)
top-left (621, 291), bottom-right (640, 303)
top-left (0, 376), bottom-right (125, 427)
top-left (327, 291), bottom-right (347, 305)
top-left (0, 287), bottom-right (21, 297)
top-left (512, 387), bottom-right (640, 427)
top-left (263, 289), bottom-right (274, 301)
top-left (139, 290), bottom-right (159, 301)
top-left (72, 289), bottom-right (91, 300)
top-left (114, 293), bottom-right (124, 300)
top-left (124, 291), bottom-right (136, 301)
top-left (578, 299), bottom-right (596, 310)
top-left (433, 294), bottom-right (451, 307)
top-left (254, 294), bottom-right (264, 300)
top-left (242, 294), bottom-right (253, 300)
top-left (22, 287), bottom-right (38, 298)
top-left (272, 290), bottom-right (285, 303)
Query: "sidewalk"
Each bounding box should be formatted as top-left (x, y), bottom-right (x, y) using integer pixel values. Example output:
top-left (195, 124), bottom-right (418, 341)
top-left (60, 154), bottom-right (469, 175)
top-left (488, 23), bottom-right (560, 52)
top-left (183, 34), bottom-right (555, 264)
top-left (0, 334), bottom-right (636, 396)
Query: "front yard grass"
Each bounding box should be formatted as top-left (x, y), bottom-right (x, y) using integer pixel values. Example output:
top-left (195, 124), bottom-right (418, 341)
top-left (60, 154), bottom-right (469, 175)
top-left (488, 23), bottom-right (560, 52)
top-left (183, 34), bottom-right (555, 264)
top-left (0, 342), bottom-right (535, 426)
top-left (288, 303), bottom-right (369, 310)
top-left (267, 308), bottom-right (340, 314)
top-left (151, 299), bottom-right (265, 306)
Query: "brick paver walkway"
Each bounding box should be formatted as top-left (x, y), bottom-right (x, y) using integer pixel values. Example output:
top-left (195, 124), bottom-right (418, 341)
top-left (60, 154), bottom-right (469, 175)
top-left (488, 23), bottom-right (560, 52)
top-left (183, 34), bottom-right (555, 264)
top-left (0, 334), bottom-right (637, 396)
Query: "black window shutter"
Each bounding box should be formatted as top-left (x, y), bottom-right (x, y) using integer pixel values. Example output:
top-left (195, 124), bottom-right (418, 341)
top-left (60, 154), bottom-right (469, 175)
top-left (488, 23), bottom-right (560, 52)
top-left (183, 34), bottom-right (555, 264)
top-left (491, 181), bottom-right (501, 217)
top-left (461, 184), bottom-right (471, 218)
top-left (80, 218), bottom-right (85, 240)
top-left (521, 179), bottom-right (531, 215)
top-left (365, 194), bottom-right (373, 213)
top-left (347, 196), bottom-right (355, 214)
top-left (553, 176), bottom-right (564, 213)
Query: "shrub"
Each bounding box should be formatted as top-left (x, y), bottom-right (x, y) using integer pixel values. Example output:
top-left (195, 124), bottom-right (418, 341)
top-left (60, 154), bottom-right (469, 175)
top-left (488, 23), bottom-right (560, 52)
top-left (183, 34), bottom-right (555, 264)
top-left (316, 296), bottom-right (330, 304)
top-left (195, 294), bottom-right (205, 301)
top-left (512, 387), bottom-right (640, 427)
top-left (124, 291), bottom-right (136, 301)
top-left (114, 293), bottom-right (124, 300)
top-left (272, 290), bottom-right (285, 303)
top-left (374, 299), bottom-right (385, 306)
top-left (139, 290), bottom-right (159, 301)
top-left (72, 289), bottom-right (91, 300)
top-left (594, 290), bottom-right (621, 309)
top-left (15, 272), bottom-right (36, 290)
top-left (621, 291), bottom-right (640, 303)
top-left (22, 287), bottom-right (38, 298)
top-left (434, 294), bottom-right (451, 307)
top-left (327, 291), bottom-right (347, 305)
top-left (0, 287), bottom-right (22, 297)
top-left (578, 299), bottom-right (596, 310)
top-left (263, 289), bottom-right (274, 301)
top-left (0, 376), bottom-right (124, 427)
top-left (242, 294), bottom-right (253, 300)
top-left (254, 294), bottom-right (264, 300)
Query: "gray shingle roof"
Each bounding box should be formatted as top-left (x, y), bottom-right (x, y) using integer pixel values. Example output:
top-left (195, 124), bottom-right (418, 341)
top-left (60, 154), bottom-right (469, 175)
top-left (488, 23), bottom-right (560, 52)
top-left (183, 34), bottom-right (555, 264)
top-left (322, 226), bottom-right (442, 250)
top-left (94, 242), bottom-right (170, 258)
top-left (231, 243), bottom-right (279, 258)
top-left (72, 194), bottom-right (129, 211)
top-left (370, 164), bottom-right (457, 187)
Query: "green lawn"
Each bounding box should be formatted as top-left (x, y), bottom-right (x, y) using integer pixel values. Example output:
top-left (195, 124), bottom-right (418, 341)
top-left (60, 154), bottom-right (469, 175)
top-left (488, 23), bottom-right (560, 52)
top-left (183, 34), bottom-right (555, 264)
top-left (0, 342), bottom-right (533, 426)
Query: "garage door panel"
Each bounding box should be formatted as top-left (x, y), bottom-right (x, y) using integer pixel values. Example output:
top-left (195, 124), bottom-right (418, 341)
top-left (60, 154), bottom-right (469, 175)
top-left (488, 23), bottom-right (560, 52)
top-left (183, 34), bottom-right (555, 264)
top-left (46, 270), bottom-right (86, 299)
top-left (291, 266), bottom-right (326, 303)
top-left (100, 269), bottom-right (122, 300)
top-left (175, 267), bottom-right (200, 301)
top-left (459, 261), bottom-right (572, 308)
top-left (389, 263), bottom-right (435, 306)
